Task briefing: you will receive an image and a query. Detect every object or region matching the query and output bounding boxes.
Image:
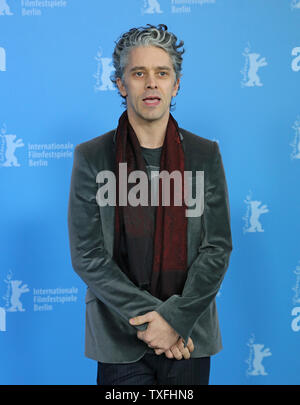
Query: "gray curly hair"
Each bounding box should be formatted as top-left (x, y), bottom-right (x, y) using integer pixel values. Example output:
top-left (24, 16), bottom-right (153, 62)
top-left (110, 24), bottom-right (185, 109)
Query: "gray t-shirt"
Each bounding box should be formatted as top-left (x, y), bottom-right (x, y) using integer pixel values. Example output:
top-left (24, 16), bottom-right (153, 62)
top-left (140, 145), bottom-right (162, 178)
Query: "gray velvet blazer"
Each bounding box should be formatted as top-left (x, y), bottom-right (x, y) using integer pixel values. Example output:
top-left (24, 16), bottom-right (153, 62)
top-left (67, 126), bottom-right (233, 363)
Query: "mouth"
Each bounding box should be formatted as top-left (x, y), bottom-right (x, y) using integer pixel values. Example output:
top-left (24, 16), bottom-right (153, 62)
top-left (142, 97), bottom-right (161, 107)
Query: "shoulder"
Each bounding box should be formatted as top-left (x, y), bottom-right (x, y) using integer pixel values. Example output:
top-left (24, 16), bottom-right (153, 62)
top-left (179, 127), bottom-right (218, 156)
top-left (74, 129), bottom-right (116, 160)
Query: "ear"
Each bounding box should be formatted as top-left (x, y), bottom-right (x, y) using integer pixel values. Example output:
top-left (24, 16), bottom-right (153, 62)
top-left (172, 77), bottom-right (180, 97)
top-left (116, 77), bottom-right (127, 97)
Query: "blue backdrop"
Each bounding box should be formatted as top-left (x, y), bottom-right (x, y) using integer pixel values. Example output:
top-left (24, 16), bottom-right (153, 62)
top-left (0, 0), bottom-right (299, 385)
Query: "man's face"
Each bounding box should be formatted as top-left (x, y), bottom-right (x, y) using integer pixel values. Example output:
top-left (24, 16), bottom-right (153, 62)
top-left (116, 46), bottom-right (180, 123)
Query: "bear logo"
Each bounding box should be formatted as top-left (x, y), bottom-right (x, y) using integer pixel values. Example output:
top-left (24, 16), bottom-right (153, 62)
top-left (290, 120), bottom-right (300, 160)
top-left (244, 53), bottom-right (267, 87)
top-left (248, 343), bottom-right (272, 376)
top-left (0, 0), bottom-right (13, 16)
top-left (291, 0), bottom-right (300, 10)
top-left (0, 307), bottom-right (6, 332)
top-left (98, 58), bottom-right (115, 91)
top-left (244, 197), bottom-right (269, 233)
top-left (7, 280), bottom-right (29, 312)
top-left (142, 0), bottom-right (163, 14)
top-left (1, 134), bottom-right (24, 167)
top-left (0, 47), bottom-right (6, 71)
top-left (94, 47), bottom-right (115, 92)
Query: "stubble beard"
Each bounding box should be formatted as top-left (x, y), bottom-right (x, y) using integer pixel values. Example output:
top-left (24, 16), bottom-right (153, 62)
top-left (127, 98), bottom-right (171, 124)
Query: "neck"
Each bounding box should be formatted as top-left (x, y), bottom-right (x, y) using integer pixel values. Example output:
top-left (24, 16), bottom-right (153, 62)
top-left (126, 108), bottom-right (170, 149)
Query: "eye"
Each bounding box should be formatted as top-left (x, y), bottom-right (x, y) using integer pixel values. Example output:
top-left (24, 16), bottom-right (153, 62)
top-left (135, 72), bottom-right (143, 77)
top-left (159, 71), bottom-right (168, 76)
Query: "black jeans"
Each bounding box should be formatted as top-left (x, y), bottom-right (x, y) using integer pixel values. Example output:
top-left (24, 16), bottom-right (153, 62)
top-left (97, 353), bottom-right (210, 385)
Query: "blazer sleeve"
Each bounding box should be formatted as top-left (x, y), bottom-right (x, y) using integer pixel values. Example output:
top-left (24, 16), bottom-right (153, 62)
top-left (67, 144), bottom-right (162, 332)
top-left (155, 141), bottom-right (233, 347)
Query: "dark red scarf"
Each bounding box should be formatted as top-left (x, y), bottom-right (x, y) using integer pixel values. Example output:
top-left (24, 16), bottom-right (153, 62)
top-left (113, 110), bottom-right (188, 301)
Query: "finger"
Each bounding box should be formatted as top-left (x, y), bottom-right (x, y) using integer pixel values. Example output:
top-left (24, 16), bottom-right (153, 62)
top-left (182, 337), bottom-right (193, 352)
top-left (164, 349), bottom-right (174, 359)
top-left (176, 339), bottom-right (191, 359)
top-left (171, 346), bottom-right (183, 360)
top-left (154, 348), bottom-right (164, 355)
top-left (181, 346), bottom-right (191, 360)
top-left (187, 338), bottom-right (194, 353)
top-left (129, 312), bottom-right (153, 326)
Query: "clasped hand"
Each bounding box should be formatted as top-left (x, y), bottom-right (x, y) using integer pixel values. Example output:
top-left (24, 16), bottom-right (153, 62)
top-left (129, 311), bottom-right (194, 360)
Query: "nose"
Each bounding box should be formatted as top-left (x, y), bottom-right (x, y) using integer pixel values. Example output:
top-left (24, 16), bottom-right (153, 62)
top-left (145, 73), bottom-right (158, 89)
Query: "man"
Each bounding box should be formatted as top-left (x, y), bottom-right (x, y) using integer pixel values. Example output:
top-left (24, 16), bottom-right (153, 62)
top-left (68, 24), bottom-right (232, 385)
